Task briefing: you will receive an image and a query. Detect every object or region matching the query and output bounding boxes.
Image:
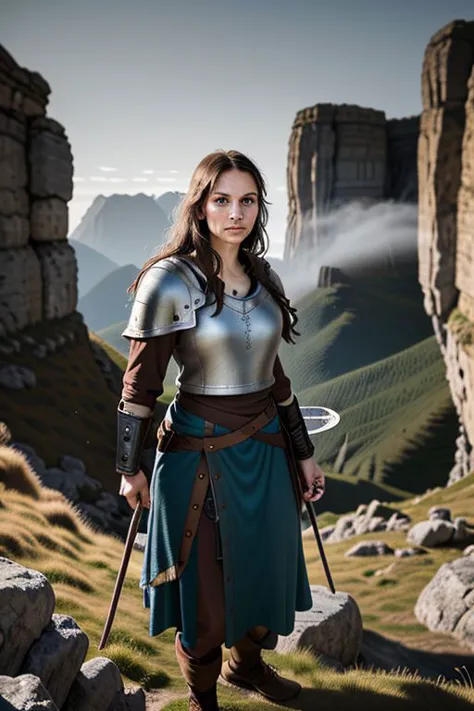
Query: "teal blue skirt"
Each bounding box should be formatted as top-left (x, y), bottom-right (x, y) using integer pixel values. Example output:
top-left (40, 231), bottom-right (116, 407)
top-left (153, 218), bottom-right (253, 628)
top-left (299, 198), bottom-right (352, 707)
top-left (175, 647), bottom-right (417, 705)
top-left (140, 398), bottom-right (312, 649)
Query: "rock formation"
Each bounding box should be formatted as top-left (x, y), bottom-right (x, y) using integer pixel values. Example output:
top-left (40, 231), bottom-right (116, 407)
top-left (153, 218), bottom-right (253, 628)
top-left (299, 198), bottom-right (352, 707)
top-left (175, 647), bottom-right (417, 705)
top-left (0, 557), bottom-right (145, 710)
top-left (284, 103), bottom-right (419, 260)
top-left (415, 556), bottom-right (474, 652)
top-left (417, 20), bottom-right (474, 483)
top-left (0, 44), bottom-right (143, 536)
top-left (0, 45), bottom-right (77, 338)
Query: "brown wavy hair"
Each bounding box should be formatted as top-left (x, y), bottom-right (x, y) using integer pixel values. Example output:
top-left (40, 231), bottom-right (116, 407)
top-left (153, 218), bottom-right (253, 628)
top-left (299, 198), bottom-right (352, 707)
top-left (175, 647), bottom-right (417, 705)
top-left (128, 149), bottom-right (300, 343)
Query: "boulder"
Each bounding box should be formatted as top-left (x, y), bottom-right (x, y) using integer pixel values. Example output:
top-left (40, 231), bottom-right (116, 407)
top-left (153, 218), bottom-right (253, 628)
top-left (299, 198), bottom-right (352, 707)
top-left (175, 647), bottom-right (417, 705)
top-left (415, 556), bottom-right (474, 651)
top-left (63, 657), bottom-right (123, 711)
top-left (429, 506), bottom-right (452, 522)
top-left (20, 614), bottom-right (88, 708)
top-left (407, 519), bottom-right (455, 547)
top-left (394, 547), bottom-right (426, 558)
top-left (345, 541), bottom-right (394, 557)
top-left (0, 558), bottom-right (55, 676)
top-left (0, 674), bottom-right (59, 710)
top-left (276, 585), bottom-right (362, 666)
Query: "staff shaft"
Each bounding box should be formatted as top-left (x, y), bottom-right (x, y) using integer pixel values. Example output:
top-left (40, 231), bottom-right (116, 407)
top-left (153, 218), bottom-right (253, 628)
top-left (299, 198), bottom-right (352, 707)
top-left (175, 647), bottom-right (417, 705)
top-left (98, 497), bottom-right (144, 650)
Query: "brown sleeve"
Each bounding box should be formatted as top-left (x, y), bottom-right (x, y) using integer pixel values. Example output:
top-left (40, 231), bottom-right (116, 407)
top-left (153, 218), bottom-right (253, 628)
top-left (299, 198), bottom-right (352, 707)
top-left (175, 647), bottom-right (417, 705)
top-left (121, 332), bottom-right (177, 408)
top-left (271, 354), bottom-right (293, 404)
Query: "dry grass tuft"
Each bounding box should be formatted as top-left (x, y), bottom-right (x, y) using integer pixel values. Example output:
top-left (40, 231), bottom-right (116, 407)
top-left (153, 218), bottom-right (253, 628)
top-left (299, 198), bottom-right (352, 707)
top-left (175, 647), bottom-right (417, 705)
top-left (0, 445), bottom-right (42, 499)
top-left (37, 499), bottom-right (81, 534)
top-left (0, 422), bottom-right (12, 445)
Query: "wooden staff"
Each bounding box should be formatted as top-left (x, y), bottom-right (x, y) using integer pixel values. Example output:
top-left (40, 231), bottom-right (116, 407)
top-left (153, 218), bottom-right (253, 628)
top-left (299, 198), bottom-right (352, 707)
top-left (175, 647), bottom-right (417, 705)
top-left (98, 495), bottom-right (144, 650)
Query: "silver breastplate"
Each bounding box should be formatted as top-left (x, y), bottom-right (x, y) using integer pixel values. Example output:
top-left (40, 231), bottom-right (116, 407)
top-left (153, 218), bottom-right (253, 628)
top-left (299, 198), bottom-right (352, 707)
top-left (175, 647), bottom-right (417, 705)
top-left (174, 259), bottom-right (283, 395)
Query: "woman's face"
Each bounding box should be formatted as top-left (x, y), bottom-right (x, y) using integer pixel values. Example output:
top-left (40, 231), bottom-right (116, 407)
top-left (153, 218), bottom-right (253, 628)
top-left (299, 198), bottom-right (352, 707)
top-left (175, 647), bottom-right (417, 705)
top-left (198, 169), bottom-right (259, 250)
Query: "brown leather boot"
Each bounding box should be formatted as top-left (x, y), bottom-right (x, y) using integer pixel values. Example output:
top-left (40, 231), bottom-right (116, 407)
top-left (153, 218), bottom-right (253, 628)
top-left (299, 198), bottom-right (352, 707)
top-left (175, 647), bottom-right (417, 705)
top-left (221, 632), bottom-right (301, 702)
top-left (175, 632), bottom-right (221, 710)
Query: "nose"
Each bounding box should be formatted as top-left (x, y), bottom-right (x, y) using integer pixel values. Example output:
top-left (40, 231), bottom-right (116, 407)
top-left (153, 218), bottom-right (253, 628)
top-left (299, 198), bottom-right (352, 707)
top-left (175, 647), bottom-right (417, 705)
top-left (229, 201), bottom-right (243, 220)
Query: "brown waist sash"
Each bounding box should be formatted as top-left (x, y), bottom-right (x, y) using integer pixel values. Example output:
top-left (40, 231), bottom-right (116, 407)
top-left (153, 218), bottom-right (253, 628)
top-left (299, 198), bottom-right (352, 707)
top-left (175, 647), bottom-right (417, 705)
top-left (156, 398), bottom-right (285, 453)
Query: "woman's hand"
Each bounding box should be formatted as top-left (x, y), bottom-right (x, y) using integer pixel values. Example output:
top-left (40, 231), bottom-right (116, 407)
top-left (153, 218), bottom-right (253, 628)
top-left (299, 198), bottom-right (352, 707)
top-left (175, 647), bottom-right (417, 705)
top-left (119, 469), bottom-right (151, 510)
top-left (298, 457), bottom-right (325, 502)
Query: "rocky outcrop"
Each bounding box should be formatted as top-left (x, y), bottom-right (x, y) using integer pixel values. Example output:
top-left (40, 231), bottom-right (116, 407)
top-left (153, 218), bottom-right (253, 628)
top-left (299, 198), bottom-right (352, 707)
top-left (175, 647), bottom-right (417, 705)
top-left (0, 45), bottom-right (76, 339)
top-left (417, 20), bottom-right (474, 483)
top-left (0, 557), bottom-right (145, 710)
top-left (6, 442), bottom-right (132, 538)
top-left (276, 585), bottom-right (363, 666)
top-left (316, 499), bottom-right (411, 544)
top-left (284, 104), bottom-right (418, 260)
top-left (415, 556), bottom-right (474, 651)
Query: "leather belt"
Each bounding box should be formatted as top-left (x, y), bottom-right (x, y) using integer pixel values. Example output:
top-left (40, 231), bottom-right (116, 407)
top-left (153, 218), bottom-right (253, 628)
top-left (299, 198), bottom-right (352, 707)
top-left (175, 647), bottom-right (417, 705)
top-left (156, 399), bottom-right (285, 453)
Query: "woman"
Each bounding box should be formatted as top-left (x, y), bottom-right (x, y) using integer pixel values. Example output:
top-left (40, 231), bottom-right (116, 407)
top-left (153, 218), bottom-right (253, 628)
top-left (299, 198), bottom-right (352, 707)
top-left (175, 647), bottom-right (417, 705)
top-left (116, 150), bottom-right (325, 711)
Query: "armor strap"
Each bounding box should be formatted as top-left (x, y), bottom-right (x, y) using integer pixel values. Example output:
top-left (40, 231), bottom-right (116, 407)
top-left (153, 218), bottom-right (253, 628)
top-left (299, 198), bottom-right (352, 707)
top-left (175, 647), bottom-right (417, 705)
top-left (116, 407), bottom-right (152, 476)
top-left (277, 394), bottom-right (315, 461)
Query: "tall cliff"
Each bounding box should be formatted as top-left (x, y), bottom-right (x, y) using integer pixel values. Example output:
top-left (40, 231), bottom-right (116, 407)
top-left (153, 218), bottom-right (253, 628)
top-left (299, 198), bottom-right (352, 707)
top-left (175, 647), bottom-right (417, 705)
top-left (284, 104), bottom-right (419, 260)
top-left (0, 44), bottom-right (147, 538)
top-left (0, 46), bottom-right (77, 335)
top-left (418, 20), bottom-right (474, 483)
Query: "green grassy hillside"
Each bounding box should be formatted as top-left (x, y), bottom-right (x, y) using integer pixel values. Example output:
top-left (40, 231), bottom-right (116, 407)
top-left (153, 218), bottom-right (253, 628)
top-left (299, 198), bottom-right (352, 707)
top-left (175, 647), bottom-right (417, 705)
top-left (1, 456), bottom-right (473, 711)
top-left (279, 274), bottom-right (434, 392)
top-left (302, 336), bottom-right (457, 510)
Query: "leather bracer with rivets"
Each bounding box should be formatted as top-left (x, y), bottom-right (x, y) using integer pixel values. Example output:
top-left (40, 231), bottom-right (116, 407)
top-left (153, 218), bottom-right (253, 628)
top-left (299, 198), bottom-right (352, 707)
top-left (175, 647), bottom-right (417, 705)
top-left (116, 406), bottom-right (152, 476)
top-left (277, 394), bottom-right (315, 461)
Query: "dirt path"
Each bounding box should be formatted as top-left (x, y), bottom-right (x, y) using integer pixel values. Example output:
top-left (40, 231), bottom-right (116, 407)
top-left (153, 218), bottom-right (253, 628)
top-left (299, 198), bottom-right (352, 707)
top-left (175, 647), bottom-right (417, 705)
top-left (145, 689), bottom-right (184, 710)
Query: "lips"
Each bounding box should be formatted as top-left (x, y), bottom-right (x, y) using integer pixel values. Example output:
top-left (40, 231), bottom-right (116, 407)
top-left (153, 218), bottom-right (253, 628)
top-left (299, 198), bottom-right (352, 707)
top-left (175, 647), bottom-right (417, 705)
top-left (226, 227), bottom-right (244, 231)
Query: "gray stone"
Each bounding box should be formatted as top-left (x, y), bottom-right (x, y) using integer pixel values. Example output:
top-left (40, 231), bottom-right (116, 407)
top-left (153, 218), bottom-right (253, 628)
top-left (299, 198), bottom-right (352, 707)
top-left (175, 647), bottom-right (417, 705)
top-left (464, 545), bottom-right (474, 556)
top-left (429, 506), bottom-right (452, 522)
top-left (326, 515), bottom-right (356, 543)
top-left (33, 345), bottom-right (47, 359)
top-left (59, 456), bottom-right (87, 475)
top-left (30, 197), bottom-right (68, 242)
top-left (40, 468), bottom-right (78, 502)
top-left (276, 585), bottom-right (362, 666)
top-left (35, 242), bottom-right (78, 320)
top-left (0, 246), bottom-right (42, 337)
top-left (415, 556), bottom-right (474, 651)
top-left (20, 614), bottom-right (88, 708)
top-left (385, 512), bottom-right (411, 532)
top-left (407, 519), bottom-right (455, 547)
top-left (394, 547), bottom-right (426, 558)
top-left (0, 674), bottom-right (59, 710)
top-left (28, 117), bottom-right (73, 202)
top-left (345, 541), bottom-right (394, 557)
top-left (453, 517), bottom-right (474, 543)
top-left (95, 492), bottom-right (120, 514)
top-left (0, 365), bottom-right (36, 389)
top-left (0, 558), bottom-right (55, 676)
top-left (319, 525), bottom-right (335, 541)
top-left (10, 443), bottom-right (46, 477)
top-left (63, 657), bottom-right (123, 711)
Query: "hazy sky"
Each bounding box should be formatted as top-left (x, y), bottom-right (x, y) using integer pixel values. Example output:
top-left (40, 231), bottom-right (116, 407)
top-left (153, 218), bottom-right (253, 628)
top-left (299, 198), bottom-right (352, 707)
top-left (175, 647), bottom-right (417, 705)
top-left (2, 0), bottom-right (472, 254)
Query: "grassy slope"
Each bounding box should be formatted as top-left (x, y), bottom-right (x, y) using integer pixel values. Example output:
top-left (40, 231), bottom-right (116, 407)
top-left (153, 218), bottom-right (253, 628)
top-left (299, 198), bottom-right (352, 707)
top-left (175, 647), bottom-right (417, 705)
top-left (77, 264), bottom-right (140, 332)
top-left (302, 336), bottom-right (458, 511)
top-left (279, 274), bottom-right (434, 391)
top-left (1, 472), bottom-right (474, 711)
